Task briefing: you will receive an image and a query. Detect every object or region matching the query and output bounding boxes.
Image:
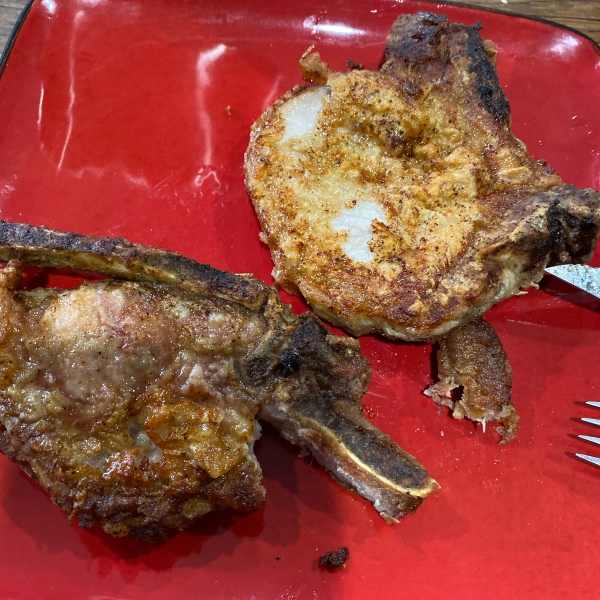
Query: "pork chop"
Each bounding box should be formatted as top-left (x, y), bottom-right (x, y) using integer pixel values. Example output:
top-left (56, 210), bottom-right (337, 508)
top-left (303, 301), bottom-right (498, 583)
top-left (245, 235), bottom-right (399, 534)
top-left (0, 222), bottom-right (437, 540)
top-left (245, 12), bottom-right (600, 341)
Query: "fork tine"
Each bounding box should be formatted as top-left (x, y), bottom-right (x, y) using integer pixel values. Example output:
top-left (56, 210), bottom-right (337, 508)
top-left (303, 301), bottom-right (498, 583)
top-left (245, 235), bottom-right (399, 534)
top-left (576, 404), bottom-right (600, 467)
top-left (578, 435), bottom-right (600, 446)
top-left (575, 453), bottom-right (600, 468)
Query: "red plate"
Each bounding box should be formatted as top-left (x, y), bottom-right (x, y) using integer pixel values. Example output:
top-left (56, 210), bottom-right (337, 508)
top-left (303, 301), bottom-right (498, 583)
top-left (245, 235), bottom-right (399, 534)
top-left (1, 1), bottom-right (599, 598)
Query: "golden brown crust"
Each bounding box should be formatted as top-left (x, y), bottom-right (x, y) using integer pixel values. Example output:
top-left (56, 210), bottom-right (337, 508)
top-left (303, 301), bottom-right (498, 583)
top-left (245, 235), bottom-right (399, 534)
top-left (425, 317), bottom-right (518, 443)
top-left (244, 12), bottom-right (600, 341)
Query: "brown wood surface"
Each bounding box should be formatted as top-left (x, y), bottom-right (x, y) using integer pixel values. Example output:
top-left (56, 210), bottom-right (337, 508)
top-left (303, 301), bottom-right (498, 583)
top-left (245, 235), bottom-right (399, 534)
top-left (1, 0), bottom-right (28, 59)
top-left (443, 0), bottom-right (600, 43)
top-left (1, 0), bottom-right (600, 60)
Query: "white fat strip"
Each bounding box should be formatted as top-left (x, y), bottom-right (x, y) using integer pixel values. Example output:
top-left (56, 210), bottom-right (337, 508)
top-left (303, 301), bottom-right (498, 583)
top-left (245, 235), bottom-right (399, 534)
top-left (279, 86), bottom-right (329, 143)
top-left (330, 201), bottom-right (387, 263)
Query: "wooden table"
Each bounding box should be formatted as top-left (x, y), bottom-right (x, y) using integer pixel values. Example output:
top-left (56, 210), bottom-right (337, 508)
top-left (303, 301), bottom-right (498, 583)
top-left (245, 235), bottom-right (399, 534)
top-left (1, 0), bottom-right (599, 60)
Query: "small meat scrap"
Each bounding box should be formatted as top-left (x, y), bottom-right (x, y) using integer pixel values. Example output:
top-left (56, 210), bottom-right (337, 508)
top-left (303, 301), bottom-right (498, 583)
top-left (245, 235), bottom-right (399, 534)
top-left (425, 317), bottom-right (519, 443)
top-left (319, 547), bottom-right (350, 570)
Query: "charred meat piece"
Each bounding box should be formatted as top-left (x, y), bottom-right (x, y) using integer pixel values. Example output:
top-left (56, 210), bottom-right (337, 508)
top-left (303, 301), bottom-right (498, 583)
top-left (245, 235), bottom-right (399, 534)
top-left (245, 12), bottom-right (600, 341)
top-left (425, 317), bottom-right (517, 443)
top-left (319, 546), bottom-right (350, 570)
top-left (0, 222), bottom-right (437, 540)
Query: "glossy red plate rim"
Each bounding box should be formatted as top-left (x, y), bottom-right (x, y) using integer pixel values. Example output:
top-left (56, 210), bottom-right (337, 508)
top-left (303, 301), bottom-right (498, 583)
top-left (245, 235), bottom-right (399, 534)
top-left (2, 0), bottom-right (600, 78)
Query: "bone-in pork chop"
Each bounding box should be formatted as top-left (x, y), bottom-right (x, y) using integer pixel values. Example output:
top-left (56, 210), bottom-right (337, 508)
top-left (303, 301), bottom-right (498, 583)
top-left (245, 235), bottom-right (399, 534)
top-left (245, 12), bottom-right (600, 341)
top-left (0, 222), bottom-right (437, 541)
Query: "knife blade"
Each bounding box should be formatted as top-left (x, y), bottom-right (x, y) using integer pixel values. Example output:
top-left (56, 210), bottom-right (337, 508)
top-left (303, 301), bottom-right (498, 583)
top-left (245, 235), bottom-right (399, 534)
top-left (544, 264), bottom-right (600, 299)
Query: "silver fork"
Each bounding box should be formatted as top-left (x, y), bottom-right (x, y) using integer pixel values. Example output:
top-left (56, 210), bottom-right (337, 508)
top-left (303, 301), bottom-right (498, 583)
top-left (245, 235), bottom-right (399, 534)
top-left (576, 401), bottom-right (600, 467)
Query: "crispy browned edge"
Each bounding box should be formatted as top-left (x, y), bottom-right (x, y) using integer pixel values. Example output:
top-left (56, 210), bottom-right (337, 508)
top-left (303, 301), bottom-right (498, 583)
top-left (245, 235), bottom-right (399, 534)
top-left (384, 12), bottom-right (510, 125)
top-left (0, 221), bottom-right (271, 311)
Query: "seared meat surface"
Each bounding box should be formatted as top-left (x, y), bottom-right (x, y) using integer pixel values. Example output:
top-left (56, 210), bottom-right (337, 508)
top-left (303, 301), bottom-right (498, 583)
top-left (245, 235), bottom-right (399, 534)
top-left (425, 317), bottom-right (517, 443)
top-left (0, 265), bottom-right (266, 541)
top-left (0, 222), bottom-right (437, 540)
top-left (245, 12), bottom-right (600, 341)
